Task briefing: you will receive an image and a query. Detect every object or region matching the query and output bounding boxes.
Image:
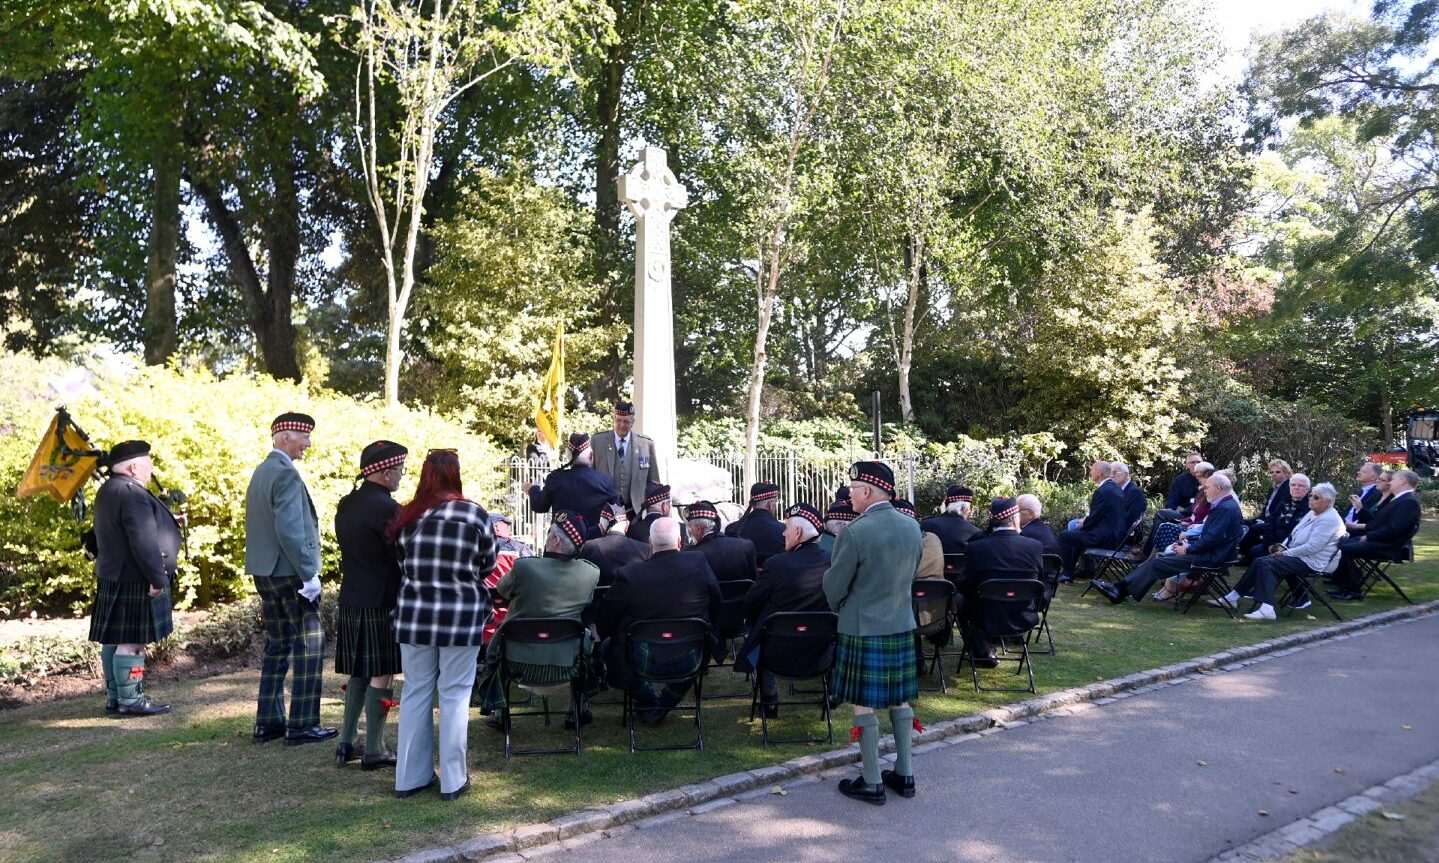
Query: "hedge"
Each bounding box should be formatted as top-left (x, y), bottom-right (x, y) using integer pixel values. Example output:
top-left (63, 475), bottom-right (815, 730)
top-left (0, 352), bottom-right (503, 616)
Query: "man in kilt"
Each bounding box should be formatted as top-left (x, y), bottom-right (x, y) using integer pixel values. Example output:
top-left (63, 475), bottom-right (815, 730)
top-left (823, 460), bottom-right (923, 805)
top-left (333, 440), bottom-right (408, 768)
top-left (245, 412), bottom-right (336, 746)
top-left (88, 440), bottom-right (180, 716)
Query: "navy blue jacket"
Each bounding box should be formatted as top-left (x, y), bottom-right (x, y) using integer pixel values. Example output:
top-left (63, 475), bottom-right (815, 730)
top-left (726, 508), bottom-right (786, 564)
top-left (528, 464), bottom-right (619, 536)
top-left (1122, 482), bottom-right (1148, 535)
top-left (920, 513), bottom-right (982, 556)
top-left (92, 474), bottom-right (182, 590)
top-left (736, 540), bottom-right (831, 670)
top-left (1348, 485), bottom-right (1385, 524)
top-left (958, 530), bottom-right (1044, 634)
top-left (598, 549), bottom-right (722, 646)
top-left (1360, 493), bottom-right (1421, 552)
top-left (1185, 495), bottom-right (1245, 566)
top-left (690, 531), bottom-right (758, 583)
top-left (1165, 471), bottom-right (1200, 511)
top-left (1078, 480), bottom-right (1127, 548)
top-left (579, 532), bottom-right (650, 587)
top-left (626, 511), bottom-right (663, 545)
top-left (335, 481), bottom-right (403, 608)
top-left (1021, 518), bottom-right (1061, 557)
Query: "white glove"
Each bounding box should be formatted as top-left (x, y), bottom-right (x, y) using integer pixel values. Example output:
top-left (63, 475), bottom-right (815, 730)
top-left (297, 576), bottom-right (322, 602)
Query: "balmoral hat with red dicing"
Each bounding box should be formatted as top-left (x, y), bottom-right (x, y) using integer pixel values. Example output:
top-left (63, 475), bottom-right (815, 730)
top-left (359, 440), bottom-right (408, 477)
top-left (892, 498), bottom-right (918, 519)
top-left (834, 483), bottom-right (851, 502)
top-left (785, 503), bottom-right (824, 533)
top-left (825, 499), bottom-right (856, 522)
top-left (566, 433), bottom-right (591, 455)
top-left (271, 412), bottom-right (315, 435)
top-left (989, 496), bottom-right (1020, 524)
top-left (613, 401), bottom-right (635, 416)
top-left (749, 482), bottom-right (780, 504)
top-left (687, 500), bottom-right (720, 521)
top-left (848, 460), bottom-right (895, 496)
top-left (553, 511), bottom-right (587, 548)
top-left (644, 482), bottom-right (671, 508)
top-left (600, 502), bottom-right (628, 524)
top-left (944, 484), bottom-right (974, 505)
top-left (107, 440), bottom-right (151, 466)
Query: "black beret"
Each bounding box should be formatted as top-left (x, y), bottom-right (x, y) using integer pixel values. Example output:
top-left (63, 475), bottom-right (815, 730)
top-left (108, 440), bottom-right (151, 465)
top-left (749, 482), bottom-right (780, 503)
top-left (944, 485), bottom-right (974, 504)
top-left (360, 440), bottom-right (408, 476)
top-left (613, 401), bottom-right (635, 416)
top-left (687, 500), bottom-right (720, 521)
top-left (567, 433), bottom-right (591, 454)
top-left (848, 461), bottom-right (895, 496)
top-left (825, 499), bottom-right (856, 522)
top-left (834, 483), bottom-right (851, 502)
top-left (785, 503), bottom-right (824, 532)
top-left (553, 511), bottom-right (587, 548)
top-left (271, 412), bottom-right (316, 435)
top-left (892, 498), bottom-right (918, 519)
top-left (644, 482), bottom-right (671, 507)
top-left (990, 497), bottom-right (1020, 522)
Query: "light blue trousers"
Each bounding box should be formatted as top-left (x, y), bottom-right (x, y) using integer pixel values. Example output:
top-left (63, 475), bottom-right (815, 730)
top-left (396, 643), bottom-right (480, 795)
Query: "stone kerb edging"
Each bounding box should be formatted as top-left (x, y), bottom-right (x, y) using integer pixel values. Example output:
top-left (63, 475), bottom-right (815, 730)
top-left (384, 599), bottom-right (1439, 863)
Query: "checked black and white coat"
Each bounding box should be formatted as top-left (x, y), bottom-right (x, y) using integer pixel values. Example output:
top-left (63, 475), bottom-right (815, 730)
top-left (394, 499), bottom-right (496, 647)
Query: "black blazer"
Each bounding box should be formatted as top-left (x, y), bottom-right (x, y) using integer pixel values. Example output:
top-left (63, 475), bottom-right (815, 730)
top-left (1077, 481), bottom-right (1127, 547)
top-left (335, 481), bottom-right (403, 608)
top-left (626, 512), bottom-right (663, 545)
top-left (1261, 479), bottom-right (1292, 523)
top-left (958, 530), bottom-right (1044, 633)
top-left (1348, 485), bottom-right (1384, 524)
top-left (920, 513), bottom-right (982, 556)
top-left (1360, 493), bottom-right (1422, 552)
top-left (1020, 519), bottom-right (1061, 557)
top-left (736, 540), bottom-right (831, 672)
top-left (690, 531), bottom-right (758, 583)
top-left (725, 508), bottom-right (786, 564)
top-left (1165, 471), bottom-right (1199, 511)
top-left (528, 464), bottom-right (619, 536)
top-left (1122, 482), bottom-right (1147, 534)
top-left (92, 474), bottom-right (182, 590)
top-left (1258, 494), bottom-right (1307, 546)
top-left (598, 549), bottom-right (722, 642)
top-left (579, 533), bottom-right (651, 587)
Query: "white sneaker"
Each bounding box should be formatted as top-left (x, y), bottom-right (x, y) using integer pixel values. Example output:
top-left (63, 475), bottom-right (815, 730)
top-left (1207, 596), bottom-right (1237, 610)
top-left (1291, 599), bottom-right (1312, 610)
top-left (1243, 606), bottom-right (1276, 621)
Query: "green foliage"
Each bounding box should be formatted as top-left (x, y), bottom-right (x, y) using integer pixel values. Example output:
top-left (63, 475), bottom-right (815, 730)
top-left (0, 351), bottom-right (503, 616)
top-left (0, 635), bottom-right (97, 688)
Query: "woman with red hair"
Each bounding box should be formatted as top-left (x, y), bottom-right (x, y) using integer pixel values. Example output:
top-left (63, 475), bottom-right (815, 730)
top-left (389, 450), bottom-right (495, 802)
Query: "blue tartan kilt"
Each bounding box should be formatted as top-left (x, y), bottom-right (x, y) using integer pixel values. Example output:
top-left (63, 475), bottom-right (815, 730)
top-left (88, 579), bottom-right (173, 645)
top-left (834, 631), bottom-right (918, 709)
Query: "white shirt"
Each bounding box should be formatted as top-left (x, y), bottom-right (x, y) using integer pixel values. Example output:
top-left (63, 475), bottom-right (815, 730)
top-left (1346, 483), bottom-right (1376, 521)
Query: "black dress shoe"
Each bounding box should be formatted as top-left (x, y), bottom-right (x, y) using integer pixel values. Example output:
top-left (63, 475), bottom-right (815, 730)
top-left (563, 709), bottom-right (594, 729)
top-left (116, 697), bottom-right (171, 716)
top-left (1057, 573), bottom-right (1074, 585)
top-left (1092, 579), bottom-right (1125, 604)
top-left (1327, 589), bottom-right (1363, 601)
top-left (396, 774), bottom-right (437, 799)
top-left (838, 776), bottom-right (886, 805)
top-left (881, 769), bottom-right (916, 799)
top-left (253, 725), bottom-right (285, 743)
top-left (974, 654), bottom-right (999, 670)
top-left (104, 700), bottom-right (119, 714)
top-left (759, 702), bottom-right (779, 719)
top-left (361, 750), bottom-right (397, 771)
top-left (334, 741), bottom-right (361, 766)
top-left (439, 779), bottom-right (470, 801)
top-left (284, 726), bottom-right (339, 746)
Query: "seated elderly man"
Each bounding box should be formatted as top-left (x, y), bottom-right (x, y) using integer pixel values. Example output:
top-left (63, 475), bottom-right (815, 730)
top-left (684, 500), bottom-right (758, 583)
top-left (1017, 494), bottom-right (1060, 557)
top-left (475, 513), bottom-right (601, 724)
top-left (919, 485), bottom-right (981, 556)
top-left (725, 482), bottom-right (786, 564)
top-left (1156, 451), bottom-right (1205, 523)
top-left (1092, 472), bottom-right (1247, 605)
top-left (957, 498), bottom-right (1045, 667)
top-left (1057, 460), bottom-right (1127, 583)
top-left (1210, 483), bottom-right (1346, 620)
top-left (895, 499), bottom-right (945, 579)
top-left (1240, 473), bottom-right (1311, 563)
top-left (579, 504), bottom-right (650, 587)
top-left (598, 517), bottom-right (722, 723)
top-left (737, 504), bottom-right (832, 717)
top-left (626, 482), bottom-right (672, 544)
top-left (1341, 461), bottom-right (1386, 535)
top-left (1111, 462), bottom-right (1148, 540)
top-left (1328, 469), bottom-right (1423, 601)
top-left (820, 499), bottom-right (856, 553)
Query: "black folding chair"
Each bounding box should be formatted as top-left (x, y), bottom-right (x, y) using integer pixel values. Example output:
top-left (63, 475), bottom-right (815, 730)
top-left (710, 579), bottom-right (754, 667)
top-left (1080, 515), bottom-right (1149, 596)
top-left (622, 618), bottom-right (713, 752)
top-left (497, 618), bottom-right (587, 758)
top-left (1176, 561), bottom-right (1239, 616)
top-left (1030, 554), bottom-right (1061, 655)
top-left (942, 552), bottom-right (966, 589)
top-left (1353, 545), bottom-right (1415, 603)
top-left (1276, 548), bottom-right (1344, 621)
top-left (912, 579), bottom-right (956, 693)
top-left (748, 611), bottom-right (838, 746)
top-left (956, 579), bottom-right (1044, 694)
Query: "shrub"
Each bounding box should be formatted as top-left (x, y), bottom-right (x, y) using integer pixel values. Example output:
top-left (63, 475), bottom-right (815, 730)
top-left (0, 635), bottom-right (98, 688)
top-left (0, 352), bottom-right (504, 616)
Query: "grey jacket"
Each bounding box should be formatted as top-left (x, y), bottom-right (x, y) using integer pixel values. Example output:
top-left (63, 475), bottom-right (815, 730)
top-left (822, 501), bottom-right (921, 636)
top-left (590, 429), bottom-right (661, 515)
top-left (244, 449), bottom-right (321, 578)
top-left (1280, 507), bottom-right (1346, 573)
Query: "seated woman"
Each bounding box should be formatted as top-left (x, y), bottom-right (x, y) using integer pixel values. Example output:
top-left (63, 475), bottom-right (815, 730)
top-left (1343, 469), bottom-right (1393, 535)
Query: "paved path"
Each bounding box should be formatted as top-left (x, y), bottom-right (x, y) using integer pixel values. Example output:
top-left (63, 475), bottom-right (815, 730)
top-left (549, 613), bottom-right (1439, 863)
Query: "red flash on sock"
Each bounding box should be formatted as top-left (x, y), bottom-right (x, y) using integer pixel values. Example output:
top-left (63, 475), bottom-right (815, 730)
top-left (129, 667), bottom-right (145, 679)
top-left (912, 717), bottom-right (925, 733)
top-left (380, 698), bottom-right (398, 711)
top-left (849, 725), bottom-right (863, 743)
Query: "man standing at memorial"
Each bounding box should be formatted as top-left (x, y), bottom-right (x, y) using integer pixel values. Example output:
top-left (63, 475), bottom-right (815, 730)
top-left (527, 433), bottom-right (620, 534)
top-left (823, 461), bottom-right (922, 805)
top-left (246, 412), bottom-right (336, 746)
top-left (592, 402), bottom-right (661, 520)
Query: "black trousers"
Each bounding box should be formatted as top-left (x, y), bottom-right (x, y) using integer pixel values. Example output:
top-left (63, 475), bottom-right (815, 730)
top-left (1058, 530), bottom-right (1101, 577)
top-left (1234, 555), bottom-right (1313, 607)
top-left (1120, 554), bottom-right (1191, 599)
top-left (1333, 540), bottom-right (1404, 591)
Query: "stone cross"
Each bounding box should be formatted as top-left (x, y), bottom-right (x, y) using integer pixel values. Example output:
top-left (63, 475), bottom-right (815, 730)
top-left (618, 146), bottom-right (688, 480)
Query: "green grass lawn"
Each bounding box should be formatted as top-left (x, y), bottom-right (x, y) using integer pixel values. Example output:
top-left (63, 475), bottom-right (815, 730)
top-left (3, 523), bottom-right (1436, 863)
top-left (1278, 781), bottom-right (1439, 863)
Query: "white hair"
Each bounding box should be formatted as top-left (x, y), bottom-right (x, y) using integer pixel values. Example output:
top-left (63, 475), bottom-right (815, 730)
top-left (753, 497), bottom-right (779, 514)
top-left (1392, 469), bottom-right (1420, 489)
top-left (1289, 473), bottom-right (1311, 488)
top-left (1110, 461), bottom-right (1130, 479)
top-left (573, 448), bottom-right (594, 466)
top-left (1209, 473), bottom-right (1234, 493)
top-left (649, 517), bottom-right (681, 550)
top-left (689, 516), bottom-right (717, 536)
top-left (944, 500), bottom-right (971, 516)
top-left (110, 456), bottom-right (146, 476)
top-left (786, 517), bottom-right (819, 542)
top-left (1016, 494), bottom-right (1042, 516)
top-left (546, 524), bottom-right (577, 556)
top-left (825, 519), bottom-right (848, 535)
top-left (1311, 483), bottom-right (1337, 501)
top-left (1195, 461), bottom-right (1215, 474)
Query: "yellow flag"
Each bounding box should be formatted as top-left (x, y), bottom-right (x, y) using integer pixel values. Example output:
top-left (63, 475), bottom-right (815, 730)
top-left (534, 323), bottom-right (565, 450)
top-left (17, 410), bottom-right (101, 503)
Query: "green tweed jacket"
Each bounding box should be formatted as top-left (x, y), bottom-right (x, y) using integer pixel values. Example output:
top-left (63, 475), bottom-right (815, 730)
top-left (488, 554), bottom-right (600, 667)
top-left (244, 450), bottom-right (320, 579)
top-left (822, 500), bottom-right (921, 636)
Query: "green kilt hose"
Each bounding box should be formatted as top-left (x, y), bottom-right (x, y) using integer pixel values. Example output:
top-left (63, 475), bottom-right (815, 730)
top-left (834, 631), bottom-right (917, 709)
top-left (335, 605), bottom-right (402, 678)
top-left (89, 579), bottom-right (173, 645)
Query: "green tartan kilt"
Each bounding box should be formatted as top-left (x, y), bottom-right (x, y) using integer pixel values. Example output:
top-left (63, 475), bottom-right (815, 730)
top-left (335, 605), bottom-right (402, 678)
top-left (88, 579), bottom-right (173, 645)
top-left (834, 631), bottom-right (918, 709)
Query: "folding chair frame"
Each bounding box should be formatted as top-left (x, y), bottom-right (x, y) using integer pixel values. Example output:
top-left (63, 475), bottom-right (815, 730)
top-left (747, 612), bottom-right (838, 746)
top-left (955, 580), bottom-right (1044, 694)
top-left (912, 579), bottom-right (956, 694)
top-left (622, 619), bottom-right (713, 753)
top-left (1175, 562), bottom-right (1238, 617)
top-left (497, 618), bottom-right (587, 759)
top-left (1080, 514), bottom-right (1149, 598)
top-left (1353, 547), bottom-right (1414, 604)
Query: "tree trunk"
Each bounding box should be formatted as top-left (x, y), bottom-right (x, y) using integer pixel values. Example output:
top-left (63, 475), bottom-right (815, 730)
top-left (897, 233), bottom-right (923, 423)
top-left (743, 236), bottom-right (782, 490)
top-left (141, 132), bottom-right (181, 366)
